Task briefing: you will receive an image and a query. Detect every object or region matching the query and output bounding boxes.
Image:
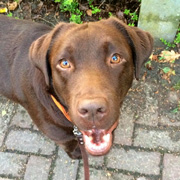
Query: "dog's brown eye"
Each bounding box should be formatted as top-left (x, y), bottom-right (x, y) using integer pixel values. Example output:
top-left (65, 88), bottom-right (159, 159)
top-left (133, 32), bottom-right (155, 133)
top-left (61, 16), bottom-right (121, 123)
top-left (59, 59), bottom-right (71, 69)
top-left (110, 54), bottom-right (122, 64)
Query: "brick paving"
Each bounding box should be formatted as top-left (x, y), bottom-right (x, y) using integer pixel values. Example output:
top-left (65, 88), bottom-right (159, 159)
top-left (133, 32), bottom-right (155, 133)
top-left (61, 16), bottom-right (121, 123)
top-left (0, 77), bottom-right (180, 180)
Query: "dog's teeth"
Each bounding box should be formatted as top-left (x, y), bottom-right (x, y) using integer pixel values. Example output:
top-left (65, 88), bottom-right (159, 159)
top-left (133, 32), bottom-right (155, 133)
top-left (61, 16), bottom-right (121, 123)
top-left (84, 132), bottom-right (111, 153)
top-left (103, 133), bottom-right (110, 142)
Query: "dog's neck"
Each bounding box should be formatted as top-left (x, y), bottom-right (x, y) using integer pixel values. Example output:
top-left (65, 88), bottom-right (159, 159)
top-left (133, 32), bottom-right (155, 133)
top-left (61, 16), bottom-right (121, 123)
top-left (50, 95), bottom-right (71, 121)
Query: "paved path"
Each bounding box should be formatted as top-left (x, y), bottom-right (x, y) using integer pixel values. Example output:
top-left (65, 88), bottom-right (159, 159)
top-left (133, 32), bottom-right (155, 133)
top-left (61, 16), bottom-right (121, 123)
top-left (0, 62), bottom-right (180, 180)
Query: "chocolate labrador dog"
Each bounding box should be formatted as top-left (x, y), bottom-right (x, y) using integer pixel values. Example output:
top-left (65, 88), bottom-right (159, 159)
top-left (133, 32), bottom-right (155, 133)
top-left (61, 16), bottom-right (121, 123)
top-left (0, 15), bottom-right (153, 159)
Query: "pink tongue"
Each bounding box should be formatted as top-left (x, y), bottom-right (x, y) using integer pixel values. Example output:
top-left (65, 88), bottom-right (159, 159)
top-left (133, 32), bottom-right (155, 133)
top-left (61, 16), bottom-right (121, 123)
top-left (91, 129), bottom-right (105, 144)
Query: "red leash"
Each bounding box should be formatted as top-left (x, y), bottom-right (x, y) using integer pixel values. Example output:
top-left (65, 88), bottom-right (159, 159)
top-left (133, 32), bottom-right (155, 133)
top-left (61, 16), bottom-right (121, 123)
top-left (51, 95), bottom-right (90, 180)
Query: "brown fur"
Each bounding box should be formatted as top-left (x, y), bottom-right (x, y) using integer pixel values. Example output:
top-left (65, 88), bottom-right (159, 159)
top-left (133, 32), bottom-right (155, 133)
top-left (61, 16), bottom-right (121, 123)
top-left (0, 15), bottom-right (153, 158)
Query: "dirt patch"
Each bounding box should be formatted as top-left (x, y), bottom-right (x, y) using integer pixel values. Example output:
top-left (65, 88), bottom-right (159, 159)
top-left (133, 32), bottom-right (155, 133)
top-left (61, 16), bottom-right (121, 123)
top-left (0, 0), bottom-right (141, 26)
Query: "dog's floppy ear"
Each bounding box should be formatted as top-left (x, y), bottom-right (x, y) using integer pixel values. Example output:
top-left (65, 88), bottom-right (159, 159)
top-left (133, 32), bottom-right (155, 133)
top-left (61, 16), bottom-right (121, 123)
top-left (105, 17), bottom-right (153, 80)
top-left (29, 32), bottom-right (52, 86)
top-left (29, 23), bottom-right (76, 86)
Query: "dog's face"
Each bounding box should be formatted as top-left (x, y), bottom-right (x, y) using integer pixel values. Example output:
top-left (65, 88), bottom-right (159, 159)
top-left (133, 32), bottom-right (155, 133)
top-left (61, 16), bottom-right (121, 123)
top-left (30, 17), bottom-right (153, 156)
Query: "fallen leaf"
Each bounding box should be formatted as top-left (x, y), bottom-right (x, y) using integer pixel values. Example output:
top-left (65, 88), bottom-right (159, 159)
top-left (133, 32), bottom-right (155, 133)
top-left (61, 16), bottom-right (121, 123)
top-left (7, 2), bottom-right (18, 11)
top-left (159, 50), bottom-right (180, 63)
top-left (86, 9), bottom-right (92, 16)
top-left (0, 7), bottom-right (7, 13)
top-left (142, 72), bottom-right (147, 81)
top-left (145, 61), bottom-right (152, 70)
top-left (37, 1), bottom-right (44, 9)
top-left (162, 67), bottom-right (171, 74)
top-left (160, 68), bottom-right (176, 83)
top-left (152, 55), bottom-right (159, 61)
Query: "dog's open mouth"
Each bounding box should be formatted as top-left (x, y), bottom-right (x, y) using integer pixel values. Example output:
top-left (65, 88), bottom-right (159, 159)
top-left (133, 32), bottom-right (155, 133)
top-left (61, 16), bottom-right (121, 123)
top-left (81, 121), bottom-right (118, 155)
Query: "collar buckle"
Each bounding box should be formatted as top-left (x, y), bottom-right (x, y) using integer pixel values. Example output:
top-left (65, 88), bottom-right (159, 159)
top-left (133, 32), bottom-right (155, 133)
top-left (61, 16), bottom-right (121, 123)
top-left (73, 125), bottom-right (84, 145)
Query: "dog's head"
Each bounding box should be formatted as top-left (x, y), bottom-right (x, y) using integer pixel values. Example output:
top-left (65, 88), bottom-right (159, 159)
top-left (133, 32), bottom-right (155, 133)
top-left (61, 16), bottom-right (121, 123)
top-left (29, 17), bottom-right (153, 156)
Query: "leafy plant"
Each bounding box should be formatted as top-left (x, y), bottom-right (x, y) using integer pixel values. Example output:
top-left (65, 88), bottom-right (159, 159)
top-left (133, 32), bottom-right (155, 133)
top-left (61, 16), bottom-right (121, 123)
top-left (70, 14), bottom-right (82, 24)
top-left (7, 12), bottom-right (13, 17)
top-left (88, 0), bottom-right (101, 16)
top-left (55, 0), bottom-right (83, 24)
top-left (124, 9), bottom-right (138, 26)
top-left (160, 28), bottom-right (180, 48)
top-left (89, 5), bottom-right (101, 15)
top-left (160, 38), bottom-right (176, 48)
top-left (174, 29), bottom-right (180, 44)
top-left (88, 0), bottom-right (94, 5)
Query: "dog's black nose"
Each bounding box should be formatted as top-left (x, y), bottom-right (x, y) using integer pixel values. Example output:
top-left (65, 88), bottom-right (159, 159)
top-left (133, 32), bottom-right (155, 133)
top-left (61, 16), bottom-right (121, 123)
top-left (78, 98), bottom-right (108, 121)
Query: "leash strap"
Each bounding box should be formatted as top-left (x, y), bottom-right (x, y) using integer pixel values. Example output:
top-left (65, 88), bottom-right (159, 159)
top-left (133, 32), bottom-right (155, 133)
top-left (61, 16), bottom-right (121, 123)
top-left (51, 95), bottom-right (89, 180)
top-left (73, 126), bottom-right (90, 180)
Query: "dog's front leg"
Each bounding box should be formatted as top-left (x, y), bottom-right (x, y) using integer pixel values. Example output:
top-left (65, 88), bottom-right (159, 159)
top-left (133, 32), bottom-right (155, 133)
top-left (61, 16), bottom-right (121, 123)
top-left (57, 139), bottom-right (82, 159)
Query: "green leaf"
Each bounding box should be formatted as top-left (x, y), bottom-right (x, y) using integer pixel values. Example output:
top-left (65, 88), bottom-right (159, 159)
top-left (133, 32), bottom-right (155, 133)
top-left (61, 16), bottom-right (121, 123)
top-left (171, 108), bottom-right (178, 113)
top-left (145, 60), bottom-right (151, 66)
top-left (7, 12), bottom-right (13, 17)
top-left (70, 14), bottom-right (82, 24)
top-left (109, 12), bottom-right (112, 17)
top-left (124, 9), bottom-right (130, 15)
top-left (128, 23), bottom-right (135, 27)
top-left (162, 67), bottom-right (171, 73)
top-left (159, 56), bottom-right (165, 61)
top-left (88, 0), bottom-right (94, 5)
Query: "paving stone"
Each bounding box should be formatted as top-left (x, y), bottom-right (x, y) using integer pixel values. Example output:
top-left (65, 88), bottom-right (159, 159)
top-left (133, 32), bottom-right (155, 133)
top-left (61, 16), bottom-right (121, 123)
top-left (5, 129), bottom-right (55, 155)
top-left (135, 83), bottom-right (159, 126)
top-left (106, 147), bottom-right (160, 175)
top-left (159, 115), bottom-right (180, 126)
top-left (157, 87), bottom-right (180, 124)
top-left (136, 177), bottom-right (151, 180)
top-left (114, 105), bottom-right (134, 145)
top-left (78, 167), bottom-right (135, 180)
top-left (0, 97), bottom-right (15, 147)
top-left (53, 148), bottom-right (79, 180)
top-left (163, 154), bottom-right (180, 180)
top-left (134, 128), bottom-right (180, 152)
top-left (24, 155), bottom-right (52, 180)
top-left (168, 91), bottom-right (179, 103)
top-left (79, 150), bottom-right (105, 168)
top-left (0, 152), bottom-right (27, 177)
top-left (10, 105), bottom-right (33, 129)
top-left (80, 154), bottom-right (104, 167)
